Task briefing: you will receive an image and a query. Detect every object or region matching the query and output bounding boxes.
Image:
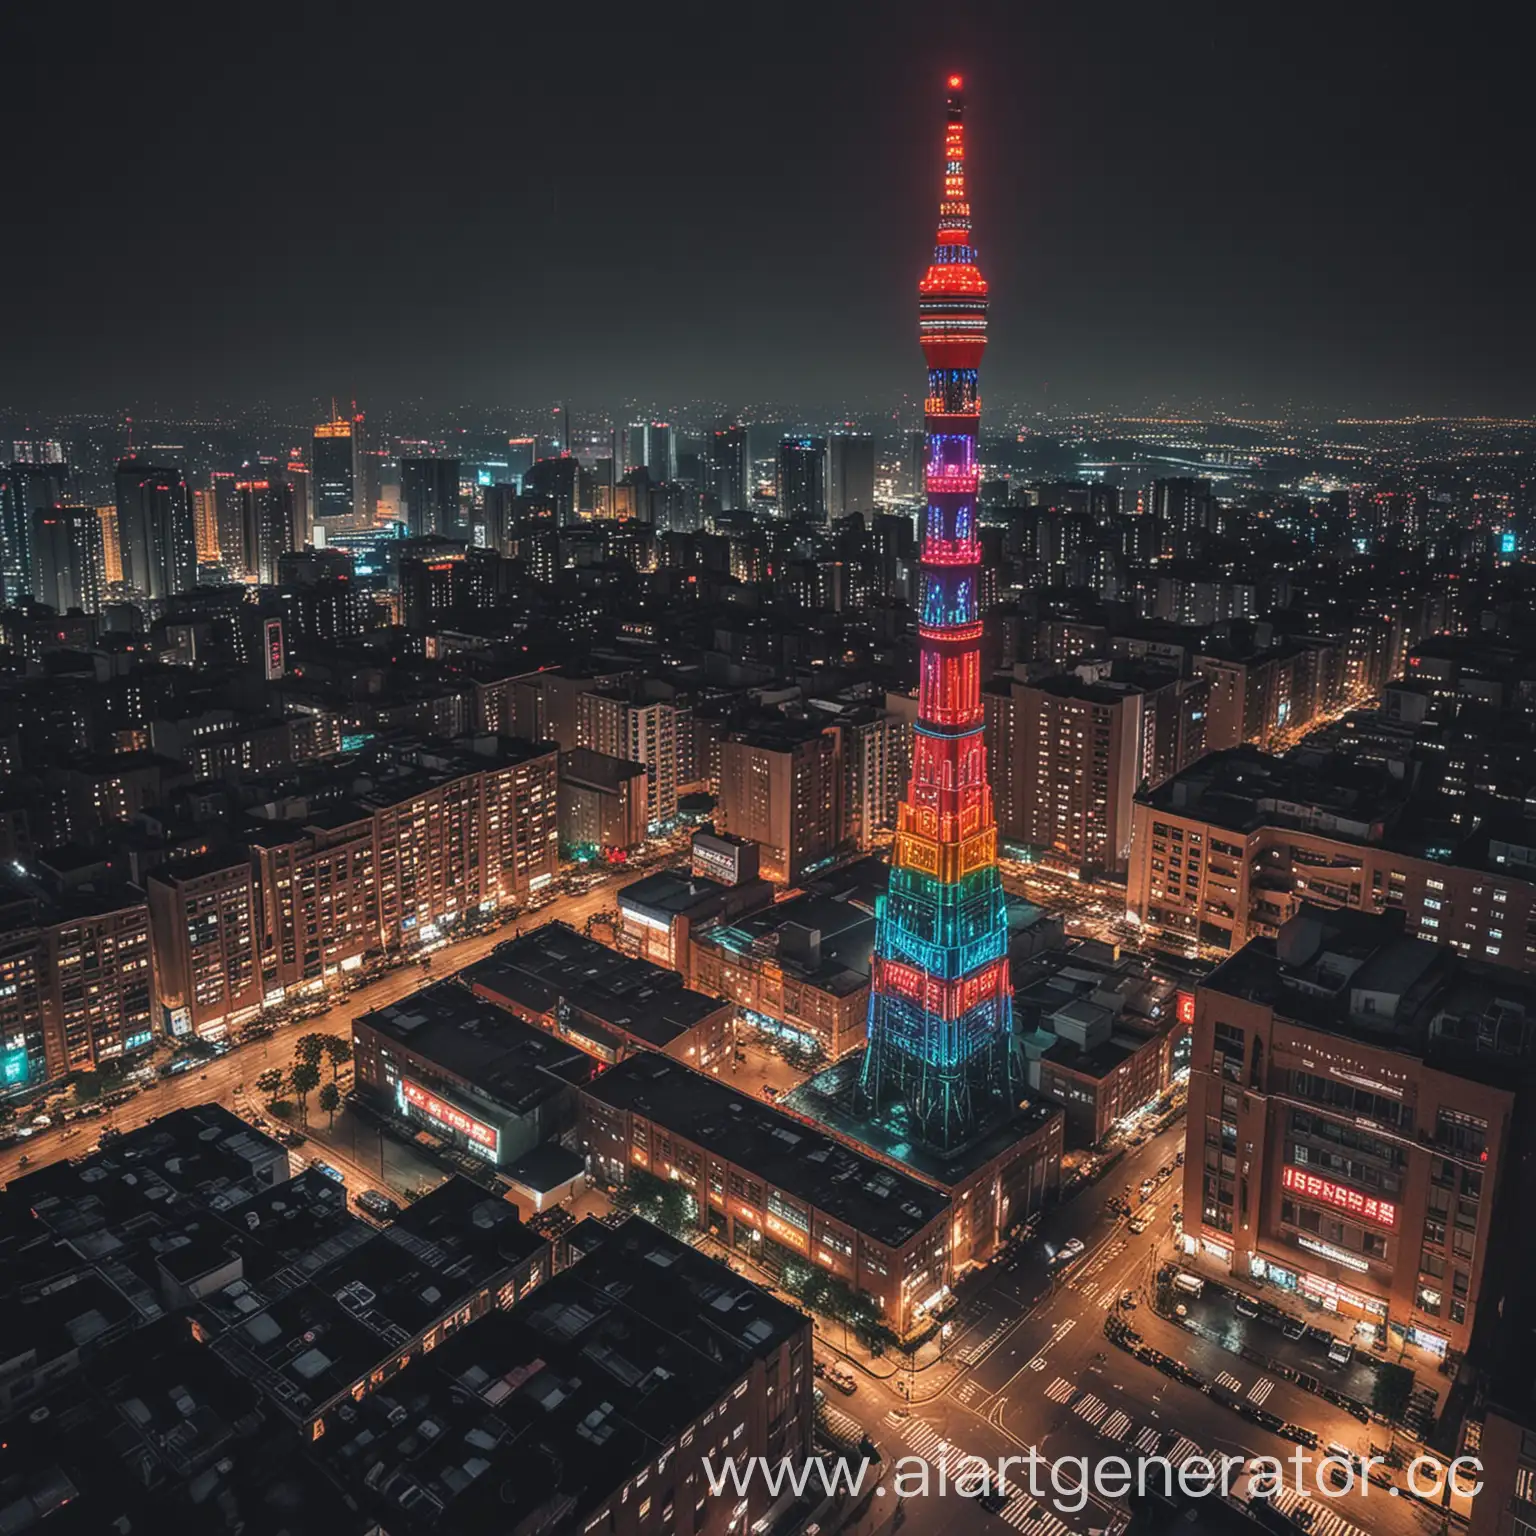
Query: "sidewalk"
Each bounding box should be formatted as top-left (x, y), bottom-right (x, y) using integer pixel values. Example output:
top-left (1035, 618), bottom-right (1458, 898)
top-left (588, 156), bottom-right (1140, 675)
top-left (694, 1233), bottom-right (963, 1404)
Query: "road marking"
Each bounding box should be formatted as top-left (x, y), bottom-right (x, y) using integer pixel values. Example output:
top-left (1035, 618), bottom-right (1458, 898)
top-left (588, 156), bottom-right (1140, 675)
top-left (1045, 1376), bottom-right (1075, 1403)
top-left (1247, 1377), bottom-right (1275, 1406)
top-left (1135, 1426), bottom-right (1162, 1453)
top-left (1168, 1436), bottom-right (1203, 1468)
top-left (1101, 1409), bottom-right (1133, 1440)
top-left (1074, 1394), bottom-right (1109, 1426)
top-left (1078, 1280), bottom-right (1099, 1298)
top-left (1215, 1370), bottom-right (1244, 1393)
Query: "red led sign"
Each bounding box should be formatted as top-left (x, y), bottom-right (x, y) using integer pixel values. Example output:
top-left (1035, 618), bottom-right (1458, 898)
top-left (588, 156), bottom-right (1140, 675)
top-left (1282, 1165), bottom-right (1395, 1229)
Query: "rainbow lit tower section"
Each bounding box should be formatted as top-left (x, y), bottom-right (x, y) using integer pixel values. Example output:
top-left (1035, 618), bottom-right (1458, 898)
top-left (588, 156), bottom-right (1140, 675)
top-left (861, 75), bottom-right (1015, 1149)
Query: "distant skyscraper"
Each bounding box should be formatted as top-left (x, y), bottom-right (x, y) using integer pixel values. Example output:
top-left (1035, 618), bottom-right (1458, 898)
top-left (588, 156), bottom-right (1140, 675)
top-left (1152, 476), bottom-right (1215, 538)
top-left (400, 457), bottom-right (463, 538)
top-left (239, 475), bottom-right (296, 585)
top-left (623, 422), bottom-right (677, 484)
top-left (506, 437), bottom-right (537, 488)
top-left (192, 486), bottom-right (220, 564)
top-left (709, 426), bottom-right (750, 512)
top-left (829, 433), bottom-right (876, 519)
top-left (97, 507), bottom-right (122, 585)
top-left (1, 459), bottom-right (71, 604)
top-left (11, 440), bottom-right (64, 465)
top-left (312, 413), bottom-right (361, 531)
top-left (778, 437), bottom-right (827, 522)
top-left (32, 505), bottom-right (105, 614)
top-left (210, 471), bottom-right (243, 567)
top-left (524, 457), bottom-right (579, 527)
top-left (114, 459), bottom-right (195, 600)
top-left (286, 457), bottom-right (312, 549)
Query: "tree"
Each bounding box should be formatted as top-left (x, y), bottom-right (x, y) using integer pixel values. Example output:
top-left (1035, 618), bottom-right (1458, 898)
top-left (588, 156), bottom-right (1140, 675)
top-left (294, 1034), bottom-right (327, 1069)
top-left (289, 1061), bottom-right (321, 1122)
top-left (319, 1035), bottom-right (352, 1081)
top-left (255, 1067), bottom-right (286, 1100)
top-left (317, 1081), bottom-right (341, 1127)
top-left (72, 1072), bottom-right (103, 1103)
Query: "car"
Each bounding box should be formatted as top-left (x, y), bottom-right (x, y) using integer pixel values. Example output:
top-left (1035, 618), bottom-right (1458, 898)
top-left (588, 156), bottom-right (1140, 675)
top-left (1056, 1238), bottom-right (1085, 1262)
top-left (825, 1363), bottom-right (857, 1396)
top-left (1128, 1217), bottom-right (1148, 1235)
top-left (1282, 1319), bottom-right (1306, 1340)
top-left (1234, 1295), bottom-right (1261, 1318)
top-left (311, 1160), bottom-right (344, 1183)
top-left (1119, 1290), bottom-right (1137, 1310)
top-left (355, 1189), bottom-right (399, 1218)
top-left (1175, 1150), bottom-right (1185, 1165)
top-left (1327, 1339), bottom-right (1354, 1366)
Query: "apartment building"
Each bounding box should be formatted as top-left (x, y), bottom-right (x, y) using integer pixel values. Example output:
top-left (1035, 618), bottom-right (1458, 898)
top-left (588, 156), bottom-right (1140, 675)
top-left (1181, 905), bottom-right (1516, 1361)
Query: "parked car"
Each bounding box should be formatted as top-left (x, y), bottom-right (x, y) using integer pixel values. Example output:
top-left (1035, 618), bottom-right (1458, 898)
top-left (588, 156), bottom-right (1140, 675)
top-left (354, 1189), bottom-right (400, 1219)
top-left (825, 1363), bottom-right (857, 1396)
top-left (1055, 1238), bottom-right (1085, 1263)
top-left (311, 1160), bottom-right (344, 1183)
top-left (1235, 1295), bottom-right (1261, 1318)
top-left (1282, 1319), bottom-right (1306, 1340)
top-left (1327, 1338), bottom-right (1354, 1366)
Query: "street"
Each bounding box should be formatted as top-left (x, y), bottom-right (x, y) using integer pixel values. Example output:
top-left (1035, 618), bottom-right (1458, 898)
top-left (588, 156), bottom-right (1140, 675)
top-left (0, 865), bottom-right (639, 1192)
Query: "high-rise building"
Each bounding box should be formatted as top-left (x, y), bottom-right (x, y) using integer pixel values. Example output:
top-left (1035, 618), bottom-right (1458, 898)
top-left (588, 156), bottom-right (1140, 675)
top-left (718, 720), bottom-right (842, 884)
top-left (523, 456), bottom-right (578, 527)
top-left (113, 459), bottom-right (195, 600)
top-left (97, 506), bottom-right (122, 585)
top-left (210, 471), bottom-right (243, 567)
top-left (576, 692), bottom-right (678, 830)
top-left (1, 459), bottom-right (71, 604)
top-left (238, 475), bottom-right (296, 585)
top-left (778, 436), bottom-right (827, 522)
top-left (861, 77), bottom-right (1015, 1149)
top-left (622, 421), bottom-right (676, 484)
top-left (708, 425), bottom-right (750, 511)
top-left (312, 413), bottom-right (360, 532)
top-left (32, 505), bottom-right (105, 614)
top-left (191, 485), bottom-right (220, 564)
top-left (400, 456), bottom-right (463, 538)
top-left (828, 432), bottom-right (876, 518)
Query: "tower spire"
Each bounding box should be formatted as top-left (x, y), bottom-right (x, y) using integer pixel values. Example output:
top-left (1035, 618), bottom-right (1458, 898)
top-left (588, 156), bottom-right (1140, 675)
top-left (861, 76), bottom-right (1014, 1151)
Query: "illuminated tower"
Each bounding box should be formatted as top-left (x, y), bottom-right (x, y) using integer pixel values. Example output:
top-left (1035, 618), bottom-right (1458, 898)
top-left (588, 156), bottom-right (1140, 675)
top-left (861, 76), bottom-right (1015, 1148)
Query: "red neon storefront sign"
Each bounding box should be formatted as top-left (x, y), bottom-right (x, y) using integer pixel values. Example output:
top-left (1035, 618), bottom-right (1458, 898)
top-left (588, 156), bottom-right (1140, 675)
top-left (1282, 1165), bottom-right (1395, 1229)
top-left (401, 1078), bottom-right (497, 1152)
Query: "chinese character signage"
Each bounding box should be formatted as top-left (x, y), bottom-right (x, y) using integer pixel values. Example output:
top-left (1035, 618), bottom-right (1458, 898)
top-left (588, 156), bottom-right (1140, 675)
top-left (401, 1078), bottom-right (498, 1154)
top-left (1283, 1164), bottom-right (1395, 1228)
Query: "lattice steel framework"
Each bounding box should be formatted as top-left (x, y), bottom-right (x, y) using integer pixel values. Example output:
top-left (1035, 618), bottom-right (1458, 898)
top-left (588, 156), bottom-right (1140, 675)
top-left (861, 76), bottom-right (1017, 1148)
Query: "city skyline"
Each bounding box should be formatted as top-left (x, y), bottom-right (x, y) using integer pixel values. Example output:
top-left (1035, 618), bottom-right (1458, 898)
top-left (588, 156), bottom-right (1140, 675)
top-left (3, 0), bottom-right (1531, 417)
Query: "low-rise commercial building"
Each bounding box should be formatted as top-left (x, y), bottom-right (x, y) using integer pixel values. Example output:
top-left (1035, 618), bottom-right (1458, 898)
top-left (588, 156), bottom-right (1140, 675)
top-left (581, 1052), bottom-right (955, 1336)
top-left (352, 980), bottom-right (598, 1169)
top-left (616, 863), bottom-right (772, 977)
top-left (464, 922), bottom-right (735, 1069)
top-left (1013, 938), bottom-right (1193, 1144)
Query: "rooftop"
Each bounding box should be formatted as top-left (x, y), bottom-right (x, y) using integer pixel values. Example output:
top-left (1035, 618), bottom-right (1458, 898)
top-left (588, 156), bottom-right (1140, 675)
top-left (585, 1054), bottom-right (949, 1247)
top-left (1206, 904), bottom-right (1536, 1085)
top-left (312, 1217), bottom-right (807, 1533)
top-left (784, 1051), bottom-right (1062, 1192)
top-left (355, 980), bottom-right (598, 1113)
top-left (464, 922), bottom-right (730, 1051)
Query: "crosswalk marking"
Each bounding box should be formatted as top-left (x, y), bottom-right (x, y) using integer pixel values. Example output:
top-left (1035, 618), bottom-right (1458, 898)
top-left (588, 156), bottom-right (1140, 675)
top-left (1247, 1377), bottom-right (1275, 1406)
top-left (1267, 1483), bottom-right (1362, 1536)
top-left (1074, 1394), bottom-right (1109, 1426)
top-left (1168, 1436), bottom-right (1203, 1468)
top-left (1134, 1426), bottom-right (1162, 1453)
top-left (1078, 1280), bottom-right (1099, 1298)
top-left (1215, 1370), bottom-right (1243, 1392)
top-left (1101, 1409), bottom-right (1132, 1440)
top-left (1045, 1376), bottom-right (1075, 1403)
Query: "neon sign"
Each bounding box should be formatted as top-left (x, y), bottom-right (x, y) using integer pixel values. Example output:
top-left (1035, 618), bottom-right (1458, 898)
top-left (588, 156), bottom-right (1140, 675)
top-left (1283, 1165), bottom-right (1395, 1228)
top-left (400, 1078), bottom-right (498, 1155)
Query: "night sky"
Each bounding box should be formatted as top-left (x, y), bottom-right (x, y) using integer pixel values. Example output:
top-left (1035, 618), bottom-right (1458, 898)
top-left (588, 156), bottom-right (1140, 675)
top-left (5, 0), bottom-right (1529, 415)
